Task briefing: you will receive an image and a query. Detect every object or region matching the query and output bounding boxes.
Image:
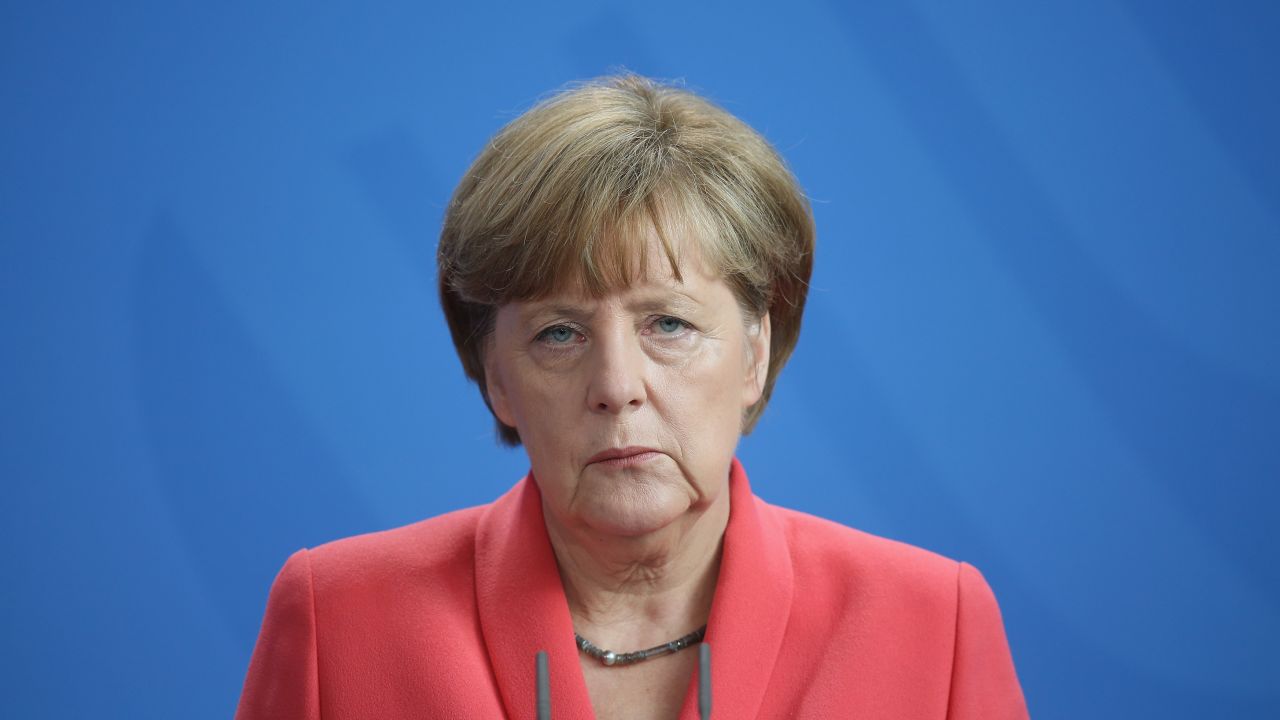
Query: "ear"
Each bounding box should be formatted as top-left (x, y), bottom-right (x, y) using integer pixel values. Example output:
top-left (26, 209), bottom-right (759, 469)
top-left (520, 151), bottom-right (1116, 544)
top-left (743, 310), bottom-right (772, 407)
top-left (483, 348), bottom-right (519, 430)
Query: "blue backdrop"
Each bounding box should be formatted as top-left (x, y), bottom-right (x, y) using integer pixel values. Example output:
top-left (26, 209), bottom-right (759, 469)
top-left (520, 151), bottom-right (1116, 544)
top-left (2, 1), bottom-right (1277, 717)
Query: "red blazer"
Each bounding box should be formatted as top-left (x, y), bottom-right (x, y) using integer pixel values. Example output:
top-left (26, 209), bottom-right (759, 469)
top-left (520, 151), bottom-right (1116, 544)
top-left (235, 459), bottom-right (1028, 719)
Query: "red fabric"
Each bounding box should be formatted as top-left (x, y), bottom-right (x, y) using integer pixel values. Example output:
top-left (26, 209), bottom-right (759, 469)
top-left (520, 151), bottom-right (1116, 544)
top-left (235, 459), bottom-right (1028, 719)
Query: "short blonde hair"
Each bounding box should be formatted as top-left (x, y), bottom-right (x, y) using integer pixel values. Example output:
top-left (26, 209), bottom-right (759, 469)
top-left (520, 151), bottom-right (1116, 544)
top-left (438, 74), bottom-right (815, 446)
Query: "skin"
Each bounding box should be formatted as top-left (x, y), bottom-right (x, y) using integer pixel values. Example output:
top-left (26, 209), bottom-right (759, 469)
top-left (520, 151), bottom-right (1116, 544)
top-left (483, 232), bottom-right (771, 718)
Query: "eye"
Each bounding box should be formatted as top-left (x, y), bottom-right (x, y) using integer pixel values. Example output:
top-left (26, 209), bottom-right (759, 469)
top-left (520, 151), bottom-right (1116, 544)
top-left (654, 316), bottom-right (691, 334)
top-left (535, 324), bottom-right (581, 345)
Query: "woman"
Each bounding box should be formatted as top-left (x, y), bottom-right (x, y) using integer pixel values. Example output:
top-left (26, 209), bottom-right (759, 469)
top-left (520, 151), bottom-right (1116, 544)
top-left (235, 74), bottom-right (1028, 719)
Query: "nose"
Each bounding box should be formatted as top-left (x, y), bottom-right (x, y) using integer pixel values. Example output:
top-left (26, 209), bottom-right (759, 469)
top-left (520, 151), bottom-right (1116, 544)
top-left (585, 327), bottom-right (647, 415)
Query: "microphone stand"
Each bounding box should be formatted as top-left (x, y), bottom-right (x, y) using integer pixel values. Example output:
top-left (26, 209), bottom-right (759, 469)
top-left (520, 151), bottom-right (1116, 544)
top-left (536, 651), bottom-right (551, 720)
top-left (698, 644), bottom-right (712, 719)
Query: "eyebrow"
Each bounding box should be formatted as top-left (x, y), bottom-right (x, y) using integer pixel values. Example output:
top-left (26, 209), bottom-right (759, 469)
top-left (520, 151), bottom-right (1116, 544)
top-left (520, 305), bottom-right (593, 324)
top-left (519, 291), bottom-right (703, 324)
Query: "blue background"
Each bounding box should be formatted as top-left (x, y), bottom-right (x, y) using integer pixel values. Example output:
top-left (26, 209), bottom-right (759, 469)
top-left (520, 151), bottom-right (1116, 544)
top-left (2, 1), bottom-right (1278, 717)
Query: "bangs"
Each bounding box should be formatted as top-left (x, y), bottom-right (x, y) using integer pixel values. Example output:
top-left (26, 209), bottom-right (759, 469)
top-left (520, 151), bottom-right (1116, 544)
top-left (449, 156), bottom-right (727, 305)
top-left (525, 187), bottom-right (710, 301)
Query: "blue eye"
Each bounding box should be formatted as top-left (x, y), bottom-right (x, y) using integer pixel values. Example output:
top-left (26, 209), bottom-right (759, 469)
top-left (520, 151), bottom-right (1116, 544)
top-left (655, 316), bottom-right (687, 334)
top-left (538, 325), bottom-right (578, 344)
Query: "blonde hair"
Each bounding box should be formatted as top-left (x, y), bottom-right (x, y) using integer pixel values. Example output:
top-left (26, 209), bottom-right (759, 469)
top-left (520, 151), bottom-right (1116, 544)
top-left (438, 74), bottom-right (815, 445)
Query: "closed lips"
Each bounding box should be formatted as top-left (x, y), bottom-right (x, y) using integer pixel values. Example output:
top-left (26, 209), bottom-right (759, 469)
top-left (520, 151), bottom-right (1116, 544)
top-left (587, 447), bottom-right (660, 465)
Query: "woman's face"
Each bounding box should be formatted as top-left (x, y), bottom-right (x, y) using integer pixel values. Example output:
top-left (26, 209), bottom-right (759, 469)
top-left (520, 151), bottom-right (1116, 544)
top-left (483, 236), bottom-right (771, 539)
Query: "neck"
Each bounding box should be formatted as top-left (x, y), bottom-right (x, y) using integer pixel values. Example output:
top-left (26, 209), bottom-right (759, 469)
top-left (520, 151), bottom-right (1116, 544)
top-left (542, 488), bottom-right (730, 650)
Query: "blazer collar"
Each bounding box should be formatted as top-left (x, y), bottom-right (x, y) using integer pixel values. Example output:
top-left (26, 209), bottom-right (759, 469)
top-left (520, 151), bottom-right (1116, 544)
top-left (474, 458), bottom-right (794, 720)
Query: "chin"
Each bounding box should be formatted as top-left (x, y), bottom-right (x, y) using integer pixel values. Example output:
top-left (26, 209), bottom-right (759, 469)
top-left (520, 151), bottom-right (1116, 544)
top-left (580, 495), bottom-right (689, 538)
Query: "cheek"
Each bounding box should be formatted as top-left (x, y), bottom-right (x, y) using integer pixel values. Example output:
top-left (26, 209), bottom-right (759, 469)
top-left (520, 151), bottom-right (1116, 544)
top-left (502, 362), bottom-right (588, 464)
top-left (506, 368), bottom-right (574, 430)
top-left (662, 340), bottom-right (749, 428)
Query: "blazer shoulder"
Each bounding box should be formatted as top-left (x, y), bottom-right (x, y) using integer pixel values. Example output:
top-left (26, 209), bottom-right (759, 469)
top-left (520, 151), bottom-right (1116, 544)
top-left (768, 501), bottom-right (962, 604)
top-left (302, 504), bottom-right (488, 589)
top-left (755, 501), bottom-right (1027, 717)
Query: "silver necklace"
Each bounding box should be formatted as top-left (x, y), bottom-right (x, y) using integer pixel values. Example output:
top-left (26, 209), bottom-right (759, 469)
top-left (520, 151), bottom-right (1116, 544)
top-left (575, 624), bottom-right (708, 666)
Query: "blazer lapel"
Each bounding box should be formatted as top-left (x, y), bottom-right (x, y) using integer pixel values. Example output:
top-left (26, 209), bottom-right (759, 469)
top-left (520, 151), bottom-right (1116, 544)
top-left (475, 477), bottom-right (596, 720)
top-left (678, 458), bottom-right (795, 720)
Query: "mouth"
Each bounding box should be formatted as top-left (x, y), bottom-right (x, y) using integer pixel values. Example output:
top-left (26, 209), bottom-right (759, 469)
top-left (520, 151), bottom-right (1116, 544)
top-left (585, 446), bottom-right (663, 469)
